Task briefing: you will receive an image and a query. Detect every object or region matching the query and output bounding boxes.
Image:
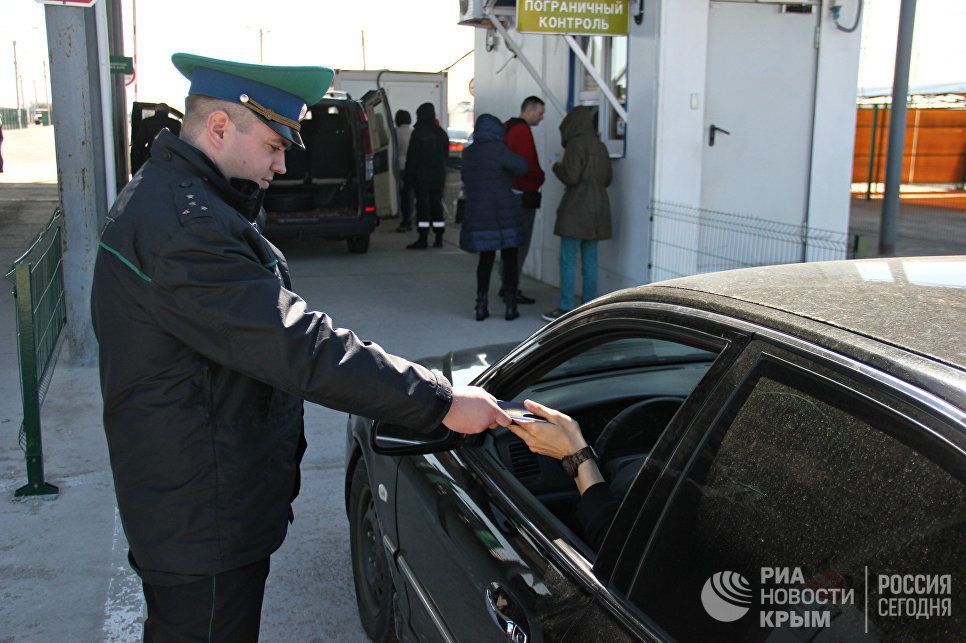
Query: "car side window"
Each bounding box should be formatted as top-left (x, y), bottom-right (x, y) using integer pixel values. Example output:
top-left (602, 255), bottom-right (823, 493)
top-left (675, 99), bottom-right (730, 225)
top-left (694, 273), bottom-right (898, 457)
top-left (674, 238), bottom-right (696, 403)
top-left (484, 334), bottom-right (721, 556)
top-left (629, 361), bottom-right (966, 641)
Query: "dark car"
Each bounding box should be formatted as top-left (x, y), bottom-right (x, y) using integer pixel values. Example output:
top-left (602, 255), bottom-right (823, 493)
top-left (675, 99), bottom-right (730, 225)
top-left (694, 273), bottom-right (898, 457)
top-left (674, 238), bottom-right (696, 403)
top-left (263, 89), bottom-right (400, 254)
top-left (345, 257), bottom-right (966, 642)
top-left (446, 128), bottom-right (470, 168)
top-left (129, 101), bottom-right (184, 175)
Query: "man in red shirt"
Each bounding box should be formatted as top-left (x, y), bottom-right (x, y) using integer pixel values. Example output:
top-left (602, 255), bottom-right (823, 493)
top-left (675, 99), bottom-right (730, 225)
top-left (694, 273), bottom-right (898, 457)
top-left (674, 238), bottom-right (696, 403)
top-left (504, 96), bottom-right (545, 304)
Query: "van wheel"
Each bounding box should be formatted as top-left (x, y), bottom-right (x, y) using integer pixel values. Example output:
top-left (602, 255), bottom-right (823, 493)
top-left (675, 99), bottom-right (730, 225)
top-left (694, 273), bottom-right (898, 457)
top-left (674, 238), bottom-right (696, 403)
top-left (347, 235), bottom-right (370, 254)
top-left (349, 462), bottom-right (397, 642)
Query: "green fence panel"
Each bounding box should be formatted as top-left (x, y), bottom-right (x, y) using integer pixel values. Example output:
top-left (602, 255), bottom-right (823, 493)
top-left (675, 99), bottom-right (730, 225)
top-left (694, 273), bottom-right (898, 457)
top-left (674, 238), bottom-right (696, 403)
top-left (0, 106), bottom-right (30, 130)
top-left (5, 209), bottom-right (66, 498)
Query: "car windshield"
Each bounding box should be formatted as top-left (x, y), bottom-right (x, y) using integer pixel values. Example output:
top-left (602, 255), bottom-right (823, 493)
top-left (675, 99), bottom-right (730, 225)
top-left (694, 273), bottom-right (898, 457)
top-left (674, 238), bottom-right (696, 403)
top-left (539, 337), bottom-right (716, 381)
top-left (447, 129), bottom-right (469, 140)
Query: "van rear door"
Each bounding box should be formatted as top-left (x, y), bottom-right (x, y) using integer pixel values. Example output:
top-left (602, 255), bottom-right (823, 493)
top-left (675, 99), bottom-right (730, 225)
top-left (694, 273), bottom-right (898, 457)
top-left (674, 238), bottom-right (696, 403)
top-left (361, 89), bottom-right (399, 218)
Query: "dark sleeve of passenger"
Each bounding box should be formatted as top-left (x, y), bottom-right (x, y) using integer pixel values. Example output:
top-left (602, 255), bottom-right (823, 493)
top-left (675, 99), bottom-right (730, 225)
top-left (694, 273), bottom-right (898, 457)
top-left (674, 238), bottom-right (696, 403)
top-left (576, 482), bottom-right (621, 550)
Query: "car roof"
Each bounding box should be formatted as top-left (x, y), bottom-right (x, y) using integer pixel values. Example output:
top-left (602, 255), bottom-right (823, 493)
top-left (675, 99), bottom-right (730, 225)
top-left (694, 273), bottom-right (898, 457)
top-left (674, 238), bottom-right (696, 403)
top-left (604, 257), bottom-right (966, 406)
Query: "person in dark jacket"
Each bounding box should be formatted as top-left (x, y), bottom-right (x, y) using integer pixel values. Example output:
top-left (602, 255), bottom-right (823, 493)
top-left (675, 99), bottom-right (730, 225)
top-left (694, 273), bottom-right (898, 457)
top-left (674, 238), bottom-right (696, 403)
top-left (90, 53), bottom-right (511, 642)
top-left (507, 399), bottom-right (618, 551)
top-left (460, 113), bottom-right (529, 321)
top-left (543, 105), bottom-right (612, 322)
top-left (405, 102), bottom-right (449, 249)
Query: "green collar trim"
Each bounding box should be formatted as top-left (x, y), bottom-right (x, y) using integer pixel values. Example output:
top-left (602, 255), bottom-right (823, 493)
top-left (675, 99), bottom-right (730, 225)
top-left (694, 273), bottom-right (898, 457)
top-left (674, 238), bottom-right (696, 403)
top-left (264, 258), bottom-right (279, 268)
top-left (99, 241), bottom-right (153, 282)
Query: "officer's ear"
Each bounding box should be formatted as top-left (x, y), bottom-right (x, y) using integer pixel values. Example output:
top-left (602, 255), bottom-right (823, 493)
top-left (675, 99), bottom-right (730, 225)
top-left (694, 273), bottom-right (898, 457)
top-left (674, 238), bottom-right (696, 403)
top-left (205, 109), bottom-right (231, 150)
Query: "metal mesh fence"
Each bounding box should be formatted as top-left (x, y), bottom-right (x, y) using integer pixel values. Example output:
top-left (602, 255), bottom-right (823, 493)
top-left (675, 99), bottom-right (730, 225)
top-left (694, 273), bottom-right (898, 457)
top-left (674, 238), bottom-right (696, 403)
top-left (650, 201), bottom-right (853, 282)
top-left (4, 209), bottom-right (66, 497)
top-left (0, 107), bottom-right (30, 130)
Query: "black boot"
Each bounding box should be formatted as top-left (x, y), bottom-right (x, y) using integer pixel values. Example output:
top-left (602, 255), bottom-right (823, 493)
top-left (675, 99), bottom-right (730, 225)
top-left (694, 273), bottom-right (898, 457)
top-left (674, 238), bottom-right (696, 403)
top-left (504, 290), bottom-right (520, 321)
top-left (433, 232), bottom-right (444, 248)
top-left (407, 230), bottom-right (428, 249)
top-left (475, 291), bottom-right (489, 321)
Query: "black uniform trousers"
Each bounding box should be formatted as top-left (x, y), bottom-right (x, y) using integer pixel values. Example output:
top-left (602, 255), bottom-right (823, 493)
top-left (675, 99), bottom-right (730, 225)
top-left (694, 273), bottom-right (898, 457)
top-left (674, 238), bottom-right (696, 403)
top-left (142, 557), bottom-right (270, 643)
top-left (415, 187), bottom-right (445, 233)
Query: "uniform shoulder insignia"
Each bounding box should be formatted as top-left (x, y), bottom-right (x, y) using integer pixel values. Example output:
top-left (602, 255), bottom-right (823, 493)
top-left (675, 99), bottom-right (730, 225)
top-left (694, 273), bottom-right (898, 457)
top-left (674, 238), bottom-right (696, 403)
top-left (171, 178), bottom-right (214, 222)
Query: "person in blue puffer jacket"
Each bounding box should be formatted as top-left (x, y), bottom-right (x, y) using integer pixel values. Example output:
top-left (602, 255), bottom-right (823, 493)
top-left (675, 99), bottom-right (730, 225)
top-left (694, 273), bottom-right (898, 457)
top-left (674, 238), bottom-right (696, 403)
top-left (460, 113), bottom-right (529, 321)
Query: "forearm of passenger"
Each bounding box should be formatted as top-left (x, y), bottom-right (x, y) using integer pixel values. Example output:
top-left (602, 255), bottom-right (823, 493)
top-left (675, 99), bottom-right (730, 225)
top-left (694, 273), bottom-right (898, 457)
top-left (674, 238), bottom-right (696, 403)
top-left (575, 458), bottom-right (604, 495)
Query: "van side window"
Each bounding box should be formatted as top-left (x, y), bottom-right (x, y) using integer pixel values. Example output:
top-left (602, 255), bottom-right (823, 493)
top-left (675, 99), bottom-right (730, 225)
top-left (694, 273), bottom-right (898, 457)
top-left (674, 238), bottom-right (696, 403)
top-left (630, 364), bottom-right (966, 641)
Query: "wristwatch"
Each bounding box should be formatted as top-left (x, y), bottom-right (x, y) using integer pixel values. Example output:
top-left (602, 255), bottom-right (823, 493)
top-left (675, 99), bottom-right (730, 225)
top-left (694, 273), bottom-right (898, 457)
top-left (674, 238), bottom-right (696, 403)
top-left (561, 446), bottom-right (597, 478)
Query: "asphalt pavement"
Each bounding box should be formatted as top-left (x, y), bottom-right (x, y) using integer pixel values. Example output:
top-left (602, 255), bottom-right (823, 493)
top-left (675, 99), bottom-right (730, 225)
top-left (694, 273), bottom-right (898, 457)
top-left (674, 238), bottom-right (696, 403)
top-left (0, 125), bottom-right (556, 642)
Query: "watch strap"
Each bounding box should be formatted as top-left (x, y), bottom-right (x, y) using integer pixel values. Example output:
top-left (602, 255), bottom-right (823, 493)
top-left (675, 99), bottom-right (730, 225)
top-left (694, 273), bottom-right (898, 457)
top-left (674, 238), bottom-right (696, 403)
top-left (561, 446), bottom-right (597, 478)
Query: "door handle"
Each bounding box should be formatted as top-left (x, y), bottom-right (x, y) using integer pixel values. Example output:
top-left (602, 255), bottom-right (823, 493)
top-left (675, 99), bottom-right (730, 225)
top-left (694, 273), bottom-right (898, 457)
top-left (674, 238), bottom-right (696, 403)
top-left (709, 124), bottom-right (731, 146)
top-left (485, 583), bottom-right (529, 643)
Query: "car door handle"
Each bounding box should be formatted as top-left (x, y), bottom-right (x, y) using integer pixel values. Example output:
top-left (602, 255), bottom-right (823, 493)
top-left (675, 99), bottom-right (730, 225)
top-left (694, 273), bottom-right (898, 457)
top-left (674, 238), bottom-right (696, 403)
top-left (485, 583), bottom-right (529, 643)
top-left (709, 124), bottom-right (731, 147)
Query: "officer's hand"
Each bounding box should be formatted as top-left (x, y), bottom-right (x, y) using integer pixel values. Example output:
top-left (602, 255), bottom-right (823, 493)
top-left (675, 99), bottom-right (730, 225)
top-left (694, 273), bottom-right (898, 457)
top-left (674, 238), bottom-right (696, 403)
top-left (442, 386), bottom-right (512, 435)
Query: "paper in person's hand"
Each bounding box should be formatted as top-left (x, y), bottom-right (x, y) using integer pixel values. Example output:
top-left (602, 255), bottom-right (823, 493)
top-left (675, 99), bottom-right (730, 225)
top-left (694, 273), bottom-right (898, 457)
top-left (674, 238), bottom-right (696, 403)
top-left (498, 400), bottom-right (549, 424)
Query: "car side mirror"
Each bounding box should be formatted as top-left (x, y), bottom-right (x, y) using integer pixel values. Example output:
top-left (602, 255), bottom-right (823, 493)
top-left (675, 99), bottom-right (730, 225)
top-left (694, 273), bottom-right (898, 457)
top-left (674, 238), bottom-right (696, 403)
top-left (370, 420), bottom-right (464, 456)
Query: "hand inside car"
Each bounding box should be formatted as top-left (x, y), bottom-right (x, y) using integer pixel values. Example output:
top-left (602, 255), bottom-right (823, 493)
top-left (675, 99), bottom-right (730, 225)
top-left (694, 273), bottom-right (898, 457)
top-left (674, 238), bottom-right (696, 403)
top-left (505, 399), bottom-right (587, 460)
top-left (443, 386), bottom-right (513, 434)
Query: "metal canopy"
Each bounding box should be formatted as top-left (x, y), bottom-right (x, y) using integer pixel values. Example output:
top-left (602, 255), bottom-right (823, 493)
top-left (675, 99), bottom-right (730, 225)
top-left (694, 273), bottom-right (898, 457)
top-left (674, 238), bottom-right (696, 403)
top-left (482, 0), bottom-right (628, 122)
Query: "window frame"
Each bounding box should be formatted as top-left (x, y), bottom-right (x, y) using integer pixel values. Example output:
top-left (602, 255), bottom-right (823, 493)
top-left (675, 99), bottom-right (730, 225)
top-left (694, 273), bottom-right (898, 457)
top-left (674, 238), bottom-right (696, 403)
top-left (619, 335), bottom-right (966, 634)
top-left (567, 35), bottom-right (628, 158)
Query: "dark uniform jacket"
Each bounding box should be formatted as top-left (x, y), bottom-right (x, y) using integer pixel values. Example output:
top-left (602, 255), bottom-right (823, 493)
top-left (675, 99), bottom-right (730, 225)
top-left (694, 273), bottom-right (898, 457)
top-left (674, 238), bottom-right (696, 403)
top-left (404, 103), bottom-right (449, 190)
top-left (91, 130), bottom-right (453, 585)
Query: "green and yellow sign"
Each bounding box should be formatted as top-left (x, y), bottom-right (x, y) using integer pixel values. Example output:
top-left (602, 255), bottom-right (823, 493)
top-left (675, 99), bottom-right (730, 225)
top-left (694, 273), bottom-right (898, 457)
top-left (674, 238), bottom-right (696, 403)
top-left (517, 0), bottom-right (629, 36)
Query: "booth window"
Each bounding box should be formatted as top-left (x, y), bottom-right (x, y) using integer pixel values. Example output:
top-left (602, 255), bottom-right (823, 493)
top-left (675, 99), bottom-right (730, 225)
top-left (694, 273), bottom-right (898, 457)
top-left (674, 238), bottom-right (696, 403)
top-left (571, 35), bottom-right (627, 157)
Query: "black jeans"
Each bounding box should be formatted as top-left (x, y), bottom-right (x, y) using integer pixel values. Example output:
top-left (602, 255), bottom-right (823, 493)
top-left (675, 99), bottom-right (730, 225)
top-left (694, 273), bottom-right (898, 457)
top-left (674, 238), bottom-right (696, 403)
top-left (478, 247), bottom-right (519, 295)
top-left (399, 179), bottom-right (414, 225)
top-left (142, 558), bottom-right (270, 642)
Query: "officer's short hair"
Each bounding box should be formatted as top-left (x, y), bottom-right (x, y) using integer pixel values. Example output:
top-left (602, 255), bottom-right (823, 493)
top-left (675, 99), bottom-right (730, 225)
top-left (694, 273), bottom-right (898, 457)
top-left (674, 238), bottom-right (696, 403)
top-left (180, 95), bottom-right (259, 142)
top-left (521, 96), bottom-right (544, 113)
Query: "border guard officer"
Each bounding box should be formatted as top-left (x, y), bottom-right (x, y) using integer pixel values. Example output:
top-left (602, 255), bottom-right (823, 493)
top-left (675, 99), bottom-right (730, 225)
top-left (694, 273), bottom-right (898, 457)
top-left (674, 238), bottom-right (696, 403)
top-left (91, 53), bottom-right (510, 641)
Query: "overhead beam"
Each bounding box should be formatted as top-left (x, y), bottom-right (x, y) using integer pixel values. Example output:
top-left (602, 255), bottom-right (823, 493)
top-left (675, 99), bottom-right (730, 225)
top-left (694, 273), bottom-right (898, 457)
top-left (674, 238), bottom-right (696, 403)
top-left (484, 5), bottom-right (567, 116)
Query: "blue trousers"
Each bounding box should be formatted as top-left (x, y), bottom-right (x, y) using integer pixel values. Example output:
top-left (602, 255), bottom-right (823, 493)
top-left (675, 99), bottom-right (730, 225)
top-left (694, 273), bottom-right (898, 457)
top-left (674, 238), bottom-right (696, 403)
top-left (559, 236), bottom-right (598, 311)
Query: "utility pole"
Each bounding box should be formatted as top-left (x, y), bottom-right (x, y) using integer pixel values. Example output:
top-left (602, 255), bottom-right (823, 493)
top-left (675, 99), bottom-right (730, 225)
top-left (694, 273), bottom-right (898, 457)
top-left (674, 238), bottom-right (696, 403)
top-left (132, 0), bottom-right (138, 99)
top-left (13, 40), bottom-right (22, 127)
top-left (259, 28), bottom-right (264, 63)
top-left (880, 0), bottom-right (918, 256)
top-left (19, 73), bottom-right (26, 117)
top-left (42, 58), bottom-right (49, 104)
top-left (45, 4), bottom-right (109, 365)
top-left (107, 0), bottom-right (129, 191)
top-left (361, 30), bottom-right (367, 70)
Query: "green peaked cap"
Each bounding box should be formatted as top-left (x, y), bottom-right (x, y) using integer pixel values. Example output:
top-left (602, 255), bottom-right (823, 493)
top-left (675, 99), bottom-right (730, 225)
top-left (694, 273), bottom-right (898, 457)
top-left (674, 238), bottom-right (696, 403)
top-left (172, 53), bottom-right (333, 106)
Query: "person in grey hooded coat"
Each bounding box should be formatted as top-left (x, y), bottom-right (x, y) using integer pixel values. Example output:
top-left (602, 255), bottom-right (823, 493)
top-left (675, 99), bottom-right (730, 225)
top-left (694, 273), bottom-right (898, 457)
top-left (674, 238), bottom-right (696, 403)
top-left (543, 105), bottom-right (612, 322)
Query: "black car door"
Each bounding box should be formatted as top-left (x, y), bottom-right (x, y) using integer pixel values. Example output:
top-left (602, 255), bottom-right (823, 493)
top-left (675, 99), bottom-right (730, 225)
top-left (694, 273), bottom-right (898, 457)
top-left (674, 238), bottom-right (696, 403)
top-left (613, 338), bottom-right (966, 641)
top-left (392, 304), bottom-right (750, 641)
